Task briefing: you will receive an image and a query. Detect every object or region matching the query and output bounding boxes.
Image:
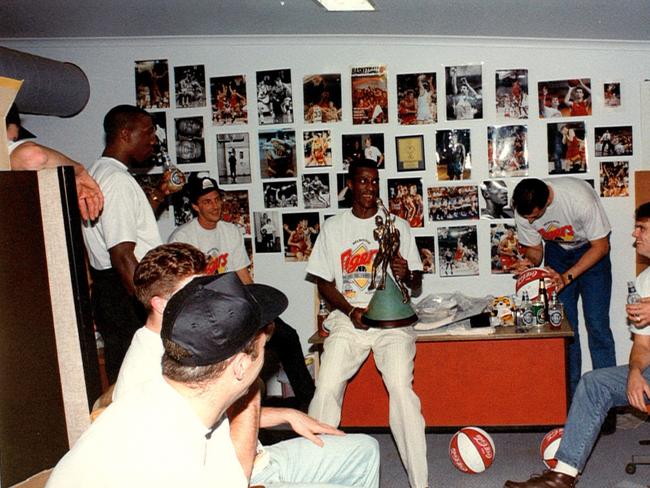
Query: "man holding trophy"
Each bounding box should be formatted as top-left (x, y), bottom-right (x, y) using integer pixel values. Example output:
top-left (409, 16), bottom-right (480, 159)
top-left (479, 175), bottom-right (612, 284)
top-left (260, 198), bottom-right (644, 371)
top-left (306, 159), bottom-right (428, 488)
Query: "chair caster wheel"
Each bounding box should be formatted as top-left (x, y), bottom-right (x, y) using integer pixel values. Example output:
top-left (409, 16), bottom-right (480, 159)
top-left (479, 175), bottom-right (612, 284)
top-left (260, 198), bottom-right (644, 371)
top-left (625, 463), bottom-right (636, 475)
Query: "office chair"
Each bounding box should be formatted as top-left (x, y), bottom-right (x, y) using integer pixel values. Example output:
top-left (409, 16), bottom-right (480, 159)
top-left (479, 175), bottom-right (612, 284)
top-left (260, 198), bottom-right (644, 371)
top-left (624, 404), bottom-right (650, 474)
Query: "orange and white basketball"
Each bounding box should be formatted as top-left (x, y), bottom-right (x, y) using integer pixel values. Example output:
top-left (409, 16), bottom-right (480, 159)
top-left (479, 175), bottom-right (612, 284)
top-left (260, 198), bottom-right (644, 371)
top-left (449, 427), bottom-right (496, 474)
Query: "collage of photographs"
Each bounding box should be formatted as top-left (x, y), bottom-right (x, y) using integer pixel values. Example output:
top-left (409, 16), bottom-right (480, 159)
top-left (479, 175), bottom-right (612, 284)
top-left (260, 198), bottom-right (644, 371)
top-left (134, 59), bottom-right (631, 275)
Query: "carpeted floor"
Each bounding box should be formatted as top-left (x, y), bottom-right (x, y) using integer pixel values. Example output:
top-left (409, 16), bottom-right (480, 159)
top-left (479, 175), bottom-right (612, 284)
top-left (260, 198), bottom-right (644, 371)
top-left (373, 418), bottom-right (650, 487)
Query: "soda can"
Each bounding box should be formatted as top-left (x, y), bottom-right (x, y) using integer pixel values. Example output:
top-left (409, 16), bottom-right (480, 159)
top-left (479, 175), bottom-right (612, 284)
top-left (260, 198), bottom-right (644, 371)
top-left (531, 303), bottom-right (543, 327)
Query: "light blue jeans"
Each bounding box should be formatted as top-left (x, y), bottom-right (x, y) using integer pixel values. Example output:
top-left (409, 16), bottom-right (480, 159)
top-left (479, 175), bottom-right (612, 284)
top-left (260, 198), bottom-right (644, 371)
top-left (251, 434), bottom-right (380, 487)
top-left (556, 364), bottom-right (650, 471)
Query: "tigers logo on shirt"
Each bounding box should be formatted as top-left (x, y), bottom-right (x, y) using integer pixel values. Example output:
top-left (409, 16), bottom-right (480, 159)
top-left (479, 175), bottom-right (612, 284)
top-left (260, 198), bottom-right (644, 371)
top-left (340, 243), bottom-right (378, 294)
top-left (205, 251), bottom-right (229, 275)
top-left (539, 223), bottom-right (575, 242)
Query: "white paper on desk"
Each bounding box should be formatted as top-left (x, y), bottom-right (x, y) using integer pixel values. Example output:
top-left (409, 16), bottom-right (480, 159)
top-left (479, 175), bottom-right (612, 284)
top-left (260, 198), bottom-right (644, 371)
top-left (414, 320), bottom-right (496, 336)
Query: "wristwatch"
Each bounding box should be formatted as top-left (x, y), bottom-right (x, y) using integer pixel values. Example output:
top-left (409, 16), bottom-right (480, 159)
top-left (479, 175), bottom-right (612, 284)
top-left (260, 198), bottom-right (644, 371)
top-left (564, 272), bottom-right (574, 284)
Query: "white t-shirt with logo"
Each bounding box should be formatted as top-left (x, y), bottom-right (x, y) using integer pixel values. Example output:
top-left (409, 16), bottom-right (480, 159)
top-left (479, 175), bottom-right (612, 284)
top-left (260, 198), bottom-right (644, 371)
top-left (168, 218), bottom-right (249, 275)
top-left (515, 177), bottom-right (611, 251)
top-left (306, 209), bottom-right (422, 308)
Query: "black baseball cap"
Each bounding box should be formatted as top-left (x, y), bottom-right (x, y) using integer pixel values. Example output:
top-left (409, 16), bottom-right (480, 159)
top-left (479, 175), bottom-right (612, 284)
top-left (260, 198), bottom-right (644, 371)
top-left (6, 104), bottom-right (36, 140)
top-left (161, 273), bottom-right (288, 366)
top-left (188, 175), bottom-right (220, 203)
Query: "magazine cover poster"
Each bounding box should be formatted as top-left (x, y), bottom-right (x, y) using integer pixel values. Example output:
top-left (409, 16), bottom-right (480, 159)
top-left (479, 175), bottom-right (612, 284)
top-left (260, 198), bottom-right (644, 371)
top-left (216, 132), bottom-right (251, 185)
top-left (600, 161), bottom-right (630, 197)
top-left (221, 189), bottom-right (250, 236)
top-left (480, 180), bottom-right (514, 219)
top-left (302, 173), bottom-right (331, 209)
top-left (257, 68), bottom-right (293, 125)
top-left (437, 225), bottom-right (479, 277)
top-left (351, 64), bottom-right (388, 125)
top-left (259, 129), bottom-right (297, 179)
top-left (603, 82), bottom-right (621, 108)
top-left (135, 59), bottom-right (170, 109)
top-left (538, 78), bottom-right (592, 118)
top-left (336, 173), bottom-right (353, 209)
top-left (146, 111), bottom-right (169, 168)
top-left (435, 129), bottom-right (471, 181)
top-left (387, 177), bottom-right (424, 228)
top-left (396, 72), bottom-right (437, 125)
top-left (263, 181), bottom-right (299, 208)
top-left (445, 64), bottom-right (483, 121)
top-left (415, 236), bottom-right (436, 274)
top-left (427, 185), bottom-right (479, 222)
top-left (594, 125), bottom-right (632, 157)
top-left (254, 210), bottom-right (282, 253)
top-left (210, 75), bottom-right (247, 125)
top-left (491, 223), bottom-right (526, 274)
top-left (175, 116), bottom-right (205, 164)
top-left (342, 133), bottom-right (385, 171)
top-left (495, 69), bottom-right (528, 119)
top-left (303, 74), bottom-right (342, 123)
top-left (282, 212), bottom-right (320, 262)
top-left (174, 65), bottom-right (207, 109)
top-left (487, 125), bottom-right (529, 178)
top-left (547, 122), bottom-right (588, 174)
top-left (303, 130), bottom-right (332, 167)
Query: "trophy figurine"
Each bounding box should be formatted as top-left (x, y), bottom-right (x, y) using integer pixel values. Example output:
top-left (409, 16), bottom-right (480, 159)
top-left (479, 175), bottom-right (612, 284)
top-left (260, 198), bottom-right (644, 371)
top-left (362, 198), bottom-right (418, 328)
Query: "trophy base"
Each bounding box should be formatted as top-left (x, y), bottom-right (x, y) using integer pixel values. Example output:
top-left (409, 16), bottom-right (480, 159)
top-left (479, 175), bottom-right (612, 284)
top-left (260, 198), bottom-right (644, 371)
top-left (362, 313), bottom-right (418, 329)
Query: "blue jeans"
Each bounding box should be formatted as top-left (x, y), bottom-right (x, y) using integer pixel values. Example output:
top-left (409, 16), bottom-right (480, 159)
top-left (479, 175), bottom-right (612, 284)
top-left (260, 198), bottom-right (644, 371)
top-left (544, 242), bottom-right (616, 396)
top-left (556, 364), bottom-right (650, 471)
top-left (251, 434), bottom-right (380, 487)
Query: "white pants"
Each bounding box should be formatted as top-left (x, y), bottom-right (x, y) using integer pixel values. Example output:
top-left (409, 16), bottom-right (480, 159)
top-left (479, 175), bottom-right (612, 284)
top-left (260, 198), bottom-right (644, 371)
top-left (308, 311), bottom-right (428, 488)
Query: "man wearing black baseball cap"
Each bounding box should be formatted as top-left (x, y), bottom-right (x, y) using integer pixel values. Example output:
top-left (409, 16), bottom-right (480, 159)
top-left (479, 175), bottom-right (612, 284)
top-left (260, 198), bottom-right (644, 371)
top-left (169, 174), bottom-right (316, 412)
top-left (48, 271), bottom-right (379, 487)
top-left (5, 103), bottom-right (103, 221)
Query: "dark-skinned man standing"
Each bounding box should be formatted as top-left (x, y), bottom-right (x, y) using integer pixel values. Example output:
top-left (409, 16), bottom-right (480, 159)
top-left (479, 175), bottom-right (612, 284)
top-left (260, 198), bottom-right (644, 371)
top-left (82, 104), bottom-right (177, 383)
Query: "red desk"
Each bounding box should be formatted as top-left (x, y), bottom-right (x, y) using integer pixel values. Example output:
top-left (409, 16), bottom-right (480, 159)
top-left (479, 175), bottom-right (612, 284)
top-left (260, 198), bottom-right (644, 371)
top-left (309, 322), bottom-right (573, 428)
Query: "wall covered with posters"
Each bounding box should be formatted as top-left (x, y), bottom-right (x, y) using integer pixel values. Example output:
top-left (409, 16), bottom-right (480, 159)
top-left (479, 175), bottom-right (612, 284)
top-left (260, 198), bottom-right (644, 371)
top-left (4, 35), bottom-right (650, 368)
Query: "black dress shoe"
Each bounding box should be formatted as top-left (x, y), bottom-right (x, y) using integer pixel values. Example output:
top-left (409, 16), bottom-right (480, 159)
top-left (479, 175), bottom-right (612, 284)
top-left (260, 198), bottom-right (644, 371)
top-left (504, 470), bottom-right (577, 487)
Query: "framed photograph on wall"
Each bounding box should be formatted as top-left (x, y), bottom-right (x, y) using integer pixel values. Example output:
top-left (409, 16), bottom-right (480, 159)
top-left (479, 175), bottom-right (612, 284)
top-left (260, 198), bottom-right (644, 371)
top-left (396, 135), bottom-right (425, 172)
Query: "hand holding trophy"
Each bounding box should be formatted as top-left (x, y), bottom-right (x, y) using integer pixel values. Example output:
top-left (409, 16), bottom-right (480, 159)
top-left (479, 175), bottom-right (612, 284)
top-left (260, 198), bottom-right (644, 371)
top-left (362, 197), bottom-right (418, 328)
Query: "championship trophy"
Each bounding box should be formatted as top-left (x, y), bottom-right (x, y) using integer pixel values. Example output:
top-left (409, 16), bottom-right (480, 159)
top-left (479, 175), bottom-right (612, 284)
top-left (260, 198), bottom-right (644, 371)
top-left (362, 198), bottom-right (418, 328)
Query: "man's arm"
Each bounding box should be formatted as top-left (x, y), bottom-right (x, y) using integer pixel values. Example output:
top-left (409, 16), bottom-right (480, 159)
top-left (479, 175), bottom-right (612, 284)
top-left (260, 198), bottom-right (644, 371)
top-left (235, 267), bottom-right (254, 285)
top-left (551, 236), bottom-right (609, 291)
top-left (627, 334), bottom-right (650, 412)
top-left (564, 86), bottom-right (574, 106)
top-left (316, 277), bottom-right (367, 330)
top-left (521, 243), bottom-right (544, 267)
top-left (259, 407), bottom-right (343, 447)
top-left (108, 242), bottom-right (138, 295)
top-left (10, 141), bottom-right (104, 221)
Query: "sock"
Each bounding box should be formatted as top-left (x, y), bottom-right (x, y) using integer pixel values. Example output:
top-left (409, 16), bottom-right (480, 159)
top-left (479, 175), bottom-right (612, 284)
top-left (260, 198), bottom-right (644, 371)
top-left (554, 461), bottom-right (579, 478)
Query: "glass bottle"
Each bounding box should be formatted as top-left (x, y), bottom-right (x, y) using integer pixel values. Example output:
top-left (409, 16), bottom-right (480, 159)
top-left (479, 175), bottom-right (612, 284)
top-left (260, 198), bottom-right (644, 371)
top-left (536, 279), bottom-right (549, 325)
top-left (520, 291), bottom-right (536, 330)
top-left (161, 147), bottom-right (186, 192)
top-left (627, 281), bottom-right (641, 304)
top-left (548, 290), bottom-right (563, 329)
top-left (317, 299), bottom-right (330, 337)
